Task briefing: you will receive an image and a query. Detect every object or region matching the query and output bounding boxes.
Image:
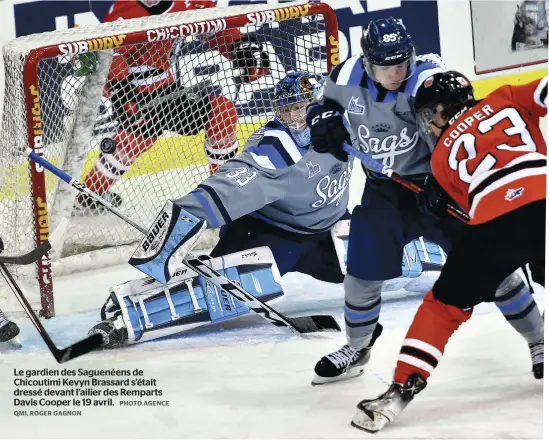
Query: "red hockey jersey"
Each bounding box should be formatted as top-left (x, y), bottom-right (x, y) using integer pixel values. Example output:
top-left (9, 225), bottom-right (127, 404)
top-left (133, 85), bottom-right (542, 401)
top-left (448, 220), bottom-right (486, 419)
top-left (431, 77), bottom-right (547, 225)
top-left (105, 0), bottom-right (242, 92)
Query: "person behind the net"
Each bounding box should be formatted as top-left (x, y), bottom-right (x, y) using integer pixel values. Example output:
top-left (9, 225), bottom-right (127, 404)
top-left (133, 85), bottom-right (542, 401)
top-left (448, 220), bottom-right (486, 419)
top-left (351, 71), bottom-right (546, 434)
top-left (88, 71), bottom-right (355, 347)
top-left (77, 0), bottom-right (269, 212)
top-left (306, 17), bottom-right (535, 385)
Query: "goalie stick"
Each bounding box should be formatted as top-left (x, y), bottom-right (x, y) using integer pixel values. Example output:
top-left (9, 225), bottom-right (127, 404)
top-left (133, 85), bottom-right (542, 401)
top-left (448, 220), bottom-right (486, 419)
top-left (0, 218), bottom-right (69, 265)
top-left (343, 143), bottom-right (471, 223)
top-left (0, 263), bottom-right (103, 363)
top-left (23, 148), bottom-right (340, 334)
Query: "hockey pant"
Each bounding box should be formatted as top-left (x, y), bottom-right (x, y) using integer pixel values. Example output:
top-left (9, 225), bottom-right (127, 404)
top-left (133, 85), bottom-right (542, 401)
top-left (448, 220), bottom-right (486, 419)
top-left (84, 91), bottom-right (239, 195)
top-left (102, 246), bottom-right (284, 344)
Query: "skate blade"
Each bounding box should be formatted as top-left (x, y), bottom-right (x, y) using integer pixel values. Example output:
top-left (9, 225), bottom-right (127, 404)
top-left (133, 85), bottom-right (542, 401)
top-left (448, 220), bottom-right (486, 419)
top-left (311, 367), bottom-right (365, 386)
top-left (351, 407), bottom-right (389, 433)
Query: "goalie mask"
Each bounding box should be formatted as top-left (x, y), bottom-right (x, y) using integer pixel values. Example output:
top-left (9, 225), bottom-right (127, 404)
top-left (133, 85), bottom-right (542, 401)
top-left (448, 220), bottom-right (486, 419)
top-left (273, 72), bottom-right (322, 131)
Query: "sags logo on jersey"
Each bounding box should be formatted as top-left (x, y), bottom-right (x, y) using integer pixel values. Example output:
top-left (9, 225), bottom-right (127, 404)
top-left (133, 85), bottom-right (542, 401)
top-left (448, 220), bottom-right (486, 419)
top-left (311, 162), bottom-right (352, 208)
top-left (358, 125), bottom-right (419, 168)
top-left (348, 97), bottom-right (365, 115)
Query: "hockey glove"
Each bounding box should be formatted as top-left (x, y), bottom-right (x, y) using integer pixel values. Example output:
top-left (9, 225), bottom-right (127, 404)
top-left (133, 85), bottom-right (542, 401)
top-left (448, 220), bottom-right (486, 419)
top-left (416, 174), bottom-right (452, 219)
top-left (305, 104), bottom-right (351, 162)
top-left (231, 35), bottom-right (270, 83)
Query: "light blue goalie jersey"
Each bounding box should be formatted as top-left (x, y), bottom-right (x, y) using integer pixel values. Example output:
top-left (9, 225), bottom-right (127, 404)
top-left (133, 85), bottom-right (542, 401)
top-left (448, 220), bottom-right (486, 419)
top-left (322, 54), bottom-right (446, 177)
top-left (174, 120), bottom-right (351, 234)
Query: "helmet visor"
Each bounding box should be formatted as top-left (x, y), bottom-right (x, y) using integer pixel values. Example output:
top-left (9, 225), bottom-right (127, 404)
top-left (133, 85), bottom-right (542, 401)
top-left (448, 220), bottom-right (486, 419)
top-left (363, 51), bottom-right (416, 85)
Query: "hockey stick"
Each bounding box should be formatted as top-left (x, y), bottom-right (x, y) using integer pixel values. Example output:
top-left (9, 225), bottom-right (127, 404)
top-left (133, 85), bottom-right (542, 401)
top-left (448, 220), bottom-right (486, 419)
top-left (343, 144), bottom-right (471, 223)
top-left (0, 218), bottom-right (69, 265)
top-left (0, 263), bottom-right (103, 362)
top-left (23, 148), bottom-right (340, 334)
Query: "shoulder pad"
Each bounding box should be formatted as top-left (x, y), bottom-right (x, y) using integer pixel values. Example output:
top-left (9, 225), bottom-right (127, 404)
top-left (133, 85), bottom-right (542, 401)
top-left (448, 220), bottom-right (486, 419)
top-left (417, 53), bottom-right (447, 69)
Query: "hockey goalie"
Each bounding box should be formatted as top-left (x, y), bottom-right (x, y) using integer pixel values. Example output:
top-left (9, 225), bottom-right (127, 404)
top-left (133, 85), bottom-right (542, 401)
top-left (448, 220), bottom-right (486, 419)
top-left (77, 0), bottom-right (270, 212)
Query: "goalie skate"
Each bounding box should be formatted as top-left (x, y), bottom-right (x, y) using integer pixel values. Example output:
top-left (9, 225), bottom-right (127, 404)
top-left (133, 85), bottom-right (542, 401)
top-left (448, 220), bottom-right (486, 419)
top-left (88, 315), bottom-right (128, 349)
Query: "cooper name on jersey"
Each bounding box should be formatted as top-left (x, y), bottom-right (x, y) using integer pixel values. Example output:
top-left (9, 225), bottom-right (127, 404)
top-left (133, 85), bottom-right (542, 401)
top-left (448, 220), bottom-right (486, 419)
top-left (312, 161), bottom-right (352, 208)
top-left (357, 124), bottom-right (419, 168)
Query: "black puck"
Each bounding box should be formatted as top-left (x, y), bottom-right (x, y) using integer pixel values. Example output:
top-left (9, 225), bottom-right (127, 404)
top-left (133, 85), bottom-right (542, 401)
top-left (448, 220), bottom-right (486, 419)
top-left (100, 137), bottom-right (117, 154)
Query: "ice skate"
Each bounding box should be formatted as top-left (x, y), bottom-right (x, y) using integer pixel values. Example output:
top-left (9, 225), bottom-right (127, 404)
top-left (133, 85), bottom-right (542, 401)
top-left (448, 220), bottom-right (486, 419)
top-left (529, 339), bottom-right (543, 379)
top-left (88, 315), bottom-right (128, 349)
top-left (0, 310), bottom-right (21, 348)
top-left (312, 323), bottom-right (382, 385)
top-left (351, 373), bottom-right (427, 433)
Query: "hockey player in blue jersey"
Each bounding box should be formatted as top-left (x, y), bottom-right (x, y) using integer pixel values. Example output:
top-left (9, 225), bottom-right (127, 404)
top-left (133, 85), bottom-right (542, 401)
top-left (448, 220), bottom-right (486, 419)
top-left (88, 72), bottom-right (356, 348)
top-left (307, 18), bottom-right (537, 385)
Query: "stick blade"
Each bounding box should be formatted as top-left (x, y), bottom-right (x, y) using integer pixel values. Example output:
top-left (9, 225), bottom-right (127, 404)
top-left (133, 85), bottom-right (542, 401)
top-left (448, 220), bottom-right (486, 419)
top-left (54, 333), bottom-right (103, 363)
top-left (287, 315), bottom-right (341, 333)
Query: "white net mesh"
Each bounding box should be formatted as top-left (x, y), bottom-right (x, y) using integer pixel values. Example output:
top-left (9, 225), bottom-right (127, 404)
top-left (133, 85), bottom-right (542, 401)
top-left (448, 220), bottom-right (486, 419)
top-left (0, 2), bottom-right (336, 317)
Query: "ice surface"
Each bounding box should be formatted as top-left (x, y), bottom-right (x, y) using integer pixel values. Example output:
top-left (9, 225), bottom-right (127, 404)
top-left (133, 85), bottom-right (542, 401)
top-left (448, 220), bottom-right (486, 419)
top-left (0, 265), bottom-right (544, 439)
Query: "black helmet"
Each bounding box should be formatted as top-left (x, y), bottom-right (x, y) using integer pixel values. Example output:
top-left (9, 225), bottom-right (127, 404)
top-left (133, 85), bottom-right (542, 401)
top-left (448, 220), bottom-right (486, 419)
top-left (414, 71), bottom-right (475, 135)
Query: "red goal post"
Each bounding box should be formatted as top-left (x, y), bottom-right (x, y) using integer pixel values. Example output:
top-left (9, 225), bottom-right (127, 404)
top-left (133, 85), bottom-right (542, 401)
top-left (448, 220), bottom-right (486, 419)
top-left (0, 2), bottom-right (339, 318)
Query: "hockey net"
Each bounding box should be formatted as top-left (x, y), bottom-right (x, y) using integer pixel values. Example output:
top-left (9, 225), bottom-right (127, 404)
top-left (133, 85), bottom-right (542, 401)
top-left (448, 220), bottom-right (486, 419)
top-left (0, 2), bottom-right (339, 317)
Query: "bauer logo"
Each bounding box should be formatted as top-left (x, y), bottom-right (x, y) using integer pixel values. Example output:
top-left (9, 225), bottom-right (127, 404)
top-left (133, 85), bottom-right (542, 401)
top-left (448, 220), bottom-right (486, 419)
top-left (58, 35), bottom-right (127, 56)
top-left (246, 4), bottom-right (312, 25)
top-left (147, 19), bottom-right (227, 42)
top-left (142, 211), bottom-right (170, 253)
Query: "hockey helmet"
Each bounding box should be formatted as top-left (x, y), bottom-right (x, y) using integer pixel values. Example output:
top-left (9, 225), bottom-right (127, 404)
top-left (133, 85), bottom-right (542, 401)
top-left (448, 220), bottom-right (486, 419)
top-left (414, 70), bottom-right (475, 135)
top-left (361, 17), bottom-right (416, 86)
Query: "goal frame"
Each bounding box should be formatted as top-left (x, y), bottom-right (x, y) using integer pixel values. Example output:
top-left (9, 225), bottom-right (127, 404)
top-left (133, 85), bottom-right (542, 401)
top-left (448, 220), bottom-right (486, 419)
top-left (19, 2), bottom-right (339, 318)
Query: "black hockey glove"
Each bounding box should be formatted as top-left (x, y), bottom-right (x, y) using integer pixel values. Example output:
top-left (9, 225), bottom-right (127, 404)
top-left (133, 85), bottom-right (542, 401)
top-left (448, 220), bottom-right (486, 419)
top-left (231, 36), bottom-right (270, 83)
top-left (416, 174), bottom-right (452, 219)
top-left (305, 104), bottom-right (351, 162)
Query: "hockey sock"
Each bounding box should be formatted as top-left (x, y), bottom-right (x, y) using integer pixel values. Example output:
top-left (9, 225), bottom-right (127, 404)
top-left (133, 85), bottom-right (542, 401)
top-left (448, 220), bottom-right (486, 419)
top-left (394, 290), bottom-right (472, 384)
top-left (204, 94), bottom-right (239, 174)
top-left (494, 273), bottom-right (544, 343)
top-left (84, 130), bottom-right (157, 194)
top-left (344, 276), bottom-right (383, 349)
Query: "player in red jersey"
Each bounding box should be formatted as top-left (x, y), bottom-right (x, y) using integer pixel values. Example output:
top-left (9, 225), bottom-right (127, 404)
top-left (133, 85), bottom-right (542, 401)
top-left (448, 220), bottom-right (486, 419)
top-left (79, 0), bottom-right (269, 211)
top-left (351, 71), bottom-right (546, 433)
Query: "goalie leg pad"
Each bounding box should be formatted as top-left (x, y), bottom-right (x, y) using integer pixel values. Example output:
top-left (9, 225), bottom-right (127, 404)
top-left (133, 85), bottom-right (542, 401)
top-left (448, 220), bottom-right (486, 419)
top-left (402, 241), bottom-right (422, 278)
top-left (105, 247), bottom-right (284, 344)
top-left (129, 202), bottom-right (206, 284)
